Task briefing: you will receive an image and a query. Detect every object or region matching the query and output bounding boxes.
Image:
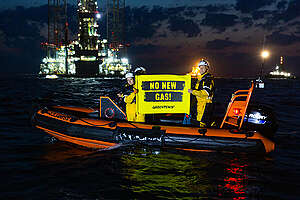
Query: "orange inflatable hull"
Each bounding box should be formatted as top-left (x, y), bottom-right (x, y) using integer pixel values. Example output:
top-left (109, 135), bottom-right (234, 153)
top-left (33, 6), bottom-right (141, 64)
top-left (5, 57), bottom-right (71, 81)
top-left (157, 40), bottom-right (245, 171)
top-left (32, 106), bottom-right (275, 154)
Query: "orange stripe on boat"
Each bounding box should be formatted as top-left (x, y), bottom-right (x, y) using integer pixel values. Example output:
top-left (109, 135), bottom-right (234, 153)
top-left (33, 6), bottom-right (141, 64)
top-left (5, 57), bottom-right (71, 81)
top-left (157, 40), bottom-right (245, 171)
top-left (36, 125), bottom-right (116, 149)
top-left (37, 110), bottom-right (115, 129)
top-left (52, 106), bottom-right (97, 113)
top-left (175, 148), bottom-right (215, 153)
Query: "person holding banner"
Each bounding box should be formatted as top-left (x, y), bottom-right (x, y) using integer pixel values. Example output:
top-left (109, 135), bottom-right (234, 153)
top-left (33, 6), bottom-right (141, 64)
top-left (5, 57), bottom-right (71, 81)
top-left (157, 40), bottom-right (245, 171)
top-left (188, 59), bottom-right (215, 127)
top-left (117, 72), bottom-right (145, 122)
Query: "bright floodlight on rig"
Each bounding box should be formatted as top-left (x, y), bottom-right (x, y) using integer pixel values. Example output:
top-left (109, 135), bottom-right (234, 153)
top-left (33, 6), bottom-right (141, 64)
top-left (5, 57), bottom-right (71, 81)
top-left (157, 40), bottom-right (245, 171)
top-left (75, 0), bottom-right (103, 76)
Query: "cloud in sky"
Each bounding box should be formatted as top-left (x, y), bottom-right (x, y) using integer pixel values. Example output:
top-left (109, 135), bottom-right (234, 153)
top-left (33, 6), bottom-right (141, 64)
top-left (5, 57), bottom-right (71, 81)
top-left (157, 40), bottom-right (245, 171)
top-left (201, 13), bottom-right (238, 32)
top-left (206, 39), bottom-right (244, 50)
top-left (168, 16), bottom-right (201, 37)
top-left (266, 32), bottom-right (300, 46)
top-left (0, 0), bottom-right (236, 10)
top-left (280, 0), bottom-right (300, 22)
top-left (126, 0), bottom-right (235, 8)
top-left (235, 0), bottom-right (277, 13)
top-left (277, 0), bottom-right (288, 10)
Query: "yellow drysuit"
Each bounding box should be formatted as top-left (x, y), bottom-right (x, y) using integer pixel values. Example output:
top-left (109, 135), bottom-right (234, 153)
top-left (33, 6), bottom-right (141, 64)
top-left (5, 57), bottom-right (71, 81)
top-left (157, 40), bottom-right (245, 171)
top-left (124, 84), bottom-right (145, 122)
top-left (191, 72), bottom-right (214, 126)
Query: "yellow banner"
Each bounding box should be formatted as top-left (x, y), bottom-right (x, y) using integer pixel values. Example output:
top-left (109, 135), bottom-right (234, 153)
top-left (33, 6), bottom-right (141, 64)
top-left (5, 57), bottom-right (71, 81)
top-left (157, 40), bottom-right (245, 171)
top-left (136, 75), bottom-right (191, 114)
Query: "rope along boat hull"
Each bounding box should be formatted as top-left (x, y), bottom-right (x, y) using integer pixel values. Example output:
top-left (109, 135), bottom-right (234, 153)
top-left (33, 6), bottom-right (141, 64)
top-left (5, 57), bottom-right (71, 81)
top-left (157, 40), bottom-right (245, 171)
top-left (32, 106), bottom-right (275, 154)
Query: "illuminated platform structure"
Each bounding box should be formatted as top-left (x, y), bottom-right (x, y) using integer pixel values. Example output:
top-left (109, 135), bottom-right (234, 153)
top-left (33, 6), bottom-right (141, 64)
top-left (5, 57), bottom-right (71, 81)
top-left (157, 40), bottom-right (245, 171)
top-left (40, 0), bottom-right (74, 75)
top-left (99, 46), bottom-right (130, 76)
top-left (40, 0), bottom-right (131, 77)
top-left (267, 56), bottom-right (296, 79)
top-left (99, 0), bottom-right (130, 76)
top-left (74, 0), bottom-right (103, 76)
top-left (40, 43), bottom-right (77, 75)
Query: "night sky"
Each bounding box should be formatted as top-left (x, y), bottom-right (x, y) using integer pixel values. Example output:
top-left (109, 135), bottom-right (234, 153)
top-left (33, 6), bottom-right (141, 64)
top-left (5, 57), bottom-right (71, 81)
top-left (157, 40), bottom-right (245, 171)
top-left (0, 0), bottom-right (300, 77)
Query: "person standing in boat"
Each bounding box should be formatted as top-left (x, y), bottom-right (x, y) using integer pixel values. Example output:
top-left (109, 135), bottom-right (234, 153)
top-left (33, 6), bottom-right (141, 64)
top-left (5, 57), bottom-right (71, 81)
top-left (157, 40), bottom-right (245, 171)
top-left (188, 59), bottom-right (215, 127)
top-left (117, 68), bottom-right (146, 122)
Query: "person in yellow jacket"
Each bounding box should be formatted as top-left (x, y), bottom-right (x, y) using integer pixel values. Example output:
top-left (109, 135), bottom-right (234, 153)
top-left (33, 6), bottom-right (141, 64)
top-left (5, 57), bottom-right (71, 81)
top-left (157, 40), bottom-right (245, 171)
top-left (188, 59), bottom-right (215, 127)
top-left (117, 72), bottom-right (145, 122)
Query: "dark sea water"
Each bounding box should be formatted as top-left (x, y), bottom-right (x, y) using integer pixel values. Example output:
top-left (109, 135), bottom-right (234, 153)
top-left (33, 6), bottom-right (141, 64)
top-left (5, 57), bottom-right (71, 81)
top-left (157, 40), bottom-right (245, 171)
top-left (1, 75), bottom-right (300, 200)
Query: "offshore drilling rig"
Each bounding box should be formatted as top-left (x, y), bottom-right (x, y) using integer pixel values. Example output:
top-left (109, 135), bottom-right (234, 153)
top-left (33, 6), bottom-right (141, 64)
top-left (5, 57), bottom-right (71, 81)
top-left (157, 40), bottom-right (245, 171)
top-left (40, 0), bottom-right (130, 77)
top-left (75, 0), bottom-right (103, 76)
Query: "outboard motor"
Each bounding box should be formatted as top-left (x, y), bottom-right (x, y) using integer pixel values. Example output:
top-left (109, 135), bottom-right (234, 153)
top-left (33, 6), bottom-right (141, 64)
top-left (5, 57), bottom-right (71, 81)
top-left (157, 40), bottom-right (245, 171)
top-left (242, 104), bottom-right (278, 138)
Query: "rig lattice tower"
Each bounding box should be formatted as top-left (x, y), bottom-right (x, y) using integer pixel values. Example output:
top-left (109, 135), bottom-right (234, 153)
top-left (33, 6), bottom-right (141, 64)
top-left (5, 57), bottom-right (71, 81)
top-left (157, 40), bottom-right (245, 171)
top-left (106, 0), bottom-right (126, 56)
top-left (75, 0), bottom-right (103, 76)
top-left (48, 0), bottom-right (68, 47)
top-left (40, 0), bottom-right (69, 75)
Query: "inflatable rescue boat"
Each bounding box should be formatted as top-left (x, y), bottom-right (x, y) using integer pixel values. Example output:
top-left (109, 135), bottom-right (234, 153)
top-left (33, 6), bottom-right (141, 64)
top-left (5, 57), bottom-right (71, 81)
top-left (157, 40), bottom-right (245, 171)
top-left (32, 82), bottom-right (277, 154)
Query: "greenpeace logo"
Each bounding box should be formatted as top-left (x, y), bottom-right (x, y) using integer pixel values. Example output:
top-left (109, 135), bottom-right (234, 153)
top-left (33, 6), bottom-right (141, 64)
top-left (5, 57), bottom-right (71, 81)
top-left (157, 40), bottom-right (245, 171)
top-left (152, 105), bottom-right (175, 109)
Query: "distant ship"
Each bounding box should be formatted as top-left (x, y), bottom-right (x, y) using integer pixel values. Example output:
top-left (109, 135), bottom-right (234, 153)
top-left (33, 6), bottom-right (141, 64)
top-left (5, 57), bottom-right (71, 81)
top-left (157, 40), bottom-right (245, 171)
top-left (266, 56), bottom-right (296, 79)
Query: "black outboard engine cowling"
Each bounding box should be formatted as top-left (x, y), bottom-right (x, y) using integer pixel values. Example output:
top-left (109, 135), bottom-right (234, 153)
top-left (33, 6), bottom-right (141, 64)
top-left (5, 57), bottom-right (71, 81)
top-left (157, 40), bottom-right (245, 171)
top-left (242, 104), bottom-right (277, 138)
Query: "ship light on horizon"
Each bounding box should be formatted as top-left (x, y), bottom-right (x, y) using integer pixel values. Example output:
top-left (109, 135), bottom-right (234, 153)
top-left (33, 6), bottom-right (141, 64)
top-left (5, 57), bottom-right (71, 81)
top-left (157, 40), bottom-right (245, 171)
top-left (270, 71), bottom-right (291, 77)
top-left (96, 13), bottom-right (101, 19)
top-left (261, 50), bottom-right (270, 59)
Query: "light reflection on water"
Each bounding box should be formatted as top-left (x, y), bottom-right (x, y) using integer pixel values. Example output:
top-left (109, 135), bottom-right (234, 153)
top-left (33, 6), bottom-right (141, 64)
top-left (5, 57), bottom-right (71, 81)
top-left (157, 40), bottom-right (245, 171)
top-left (119, 148), bottom-right (261, 199)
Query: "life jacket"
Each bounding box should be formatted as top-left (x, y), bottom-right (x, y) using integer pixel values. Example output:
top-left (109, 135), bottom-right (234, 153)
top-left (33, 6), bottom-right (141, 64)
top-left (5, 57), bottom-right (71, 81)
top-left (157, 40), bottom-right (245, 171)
top-left (123, 83), bottom-right (145, 122)
top-left (192, 72), bottom-right (215, 103)
top-left (123, 83), bottom-right (137, 104)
